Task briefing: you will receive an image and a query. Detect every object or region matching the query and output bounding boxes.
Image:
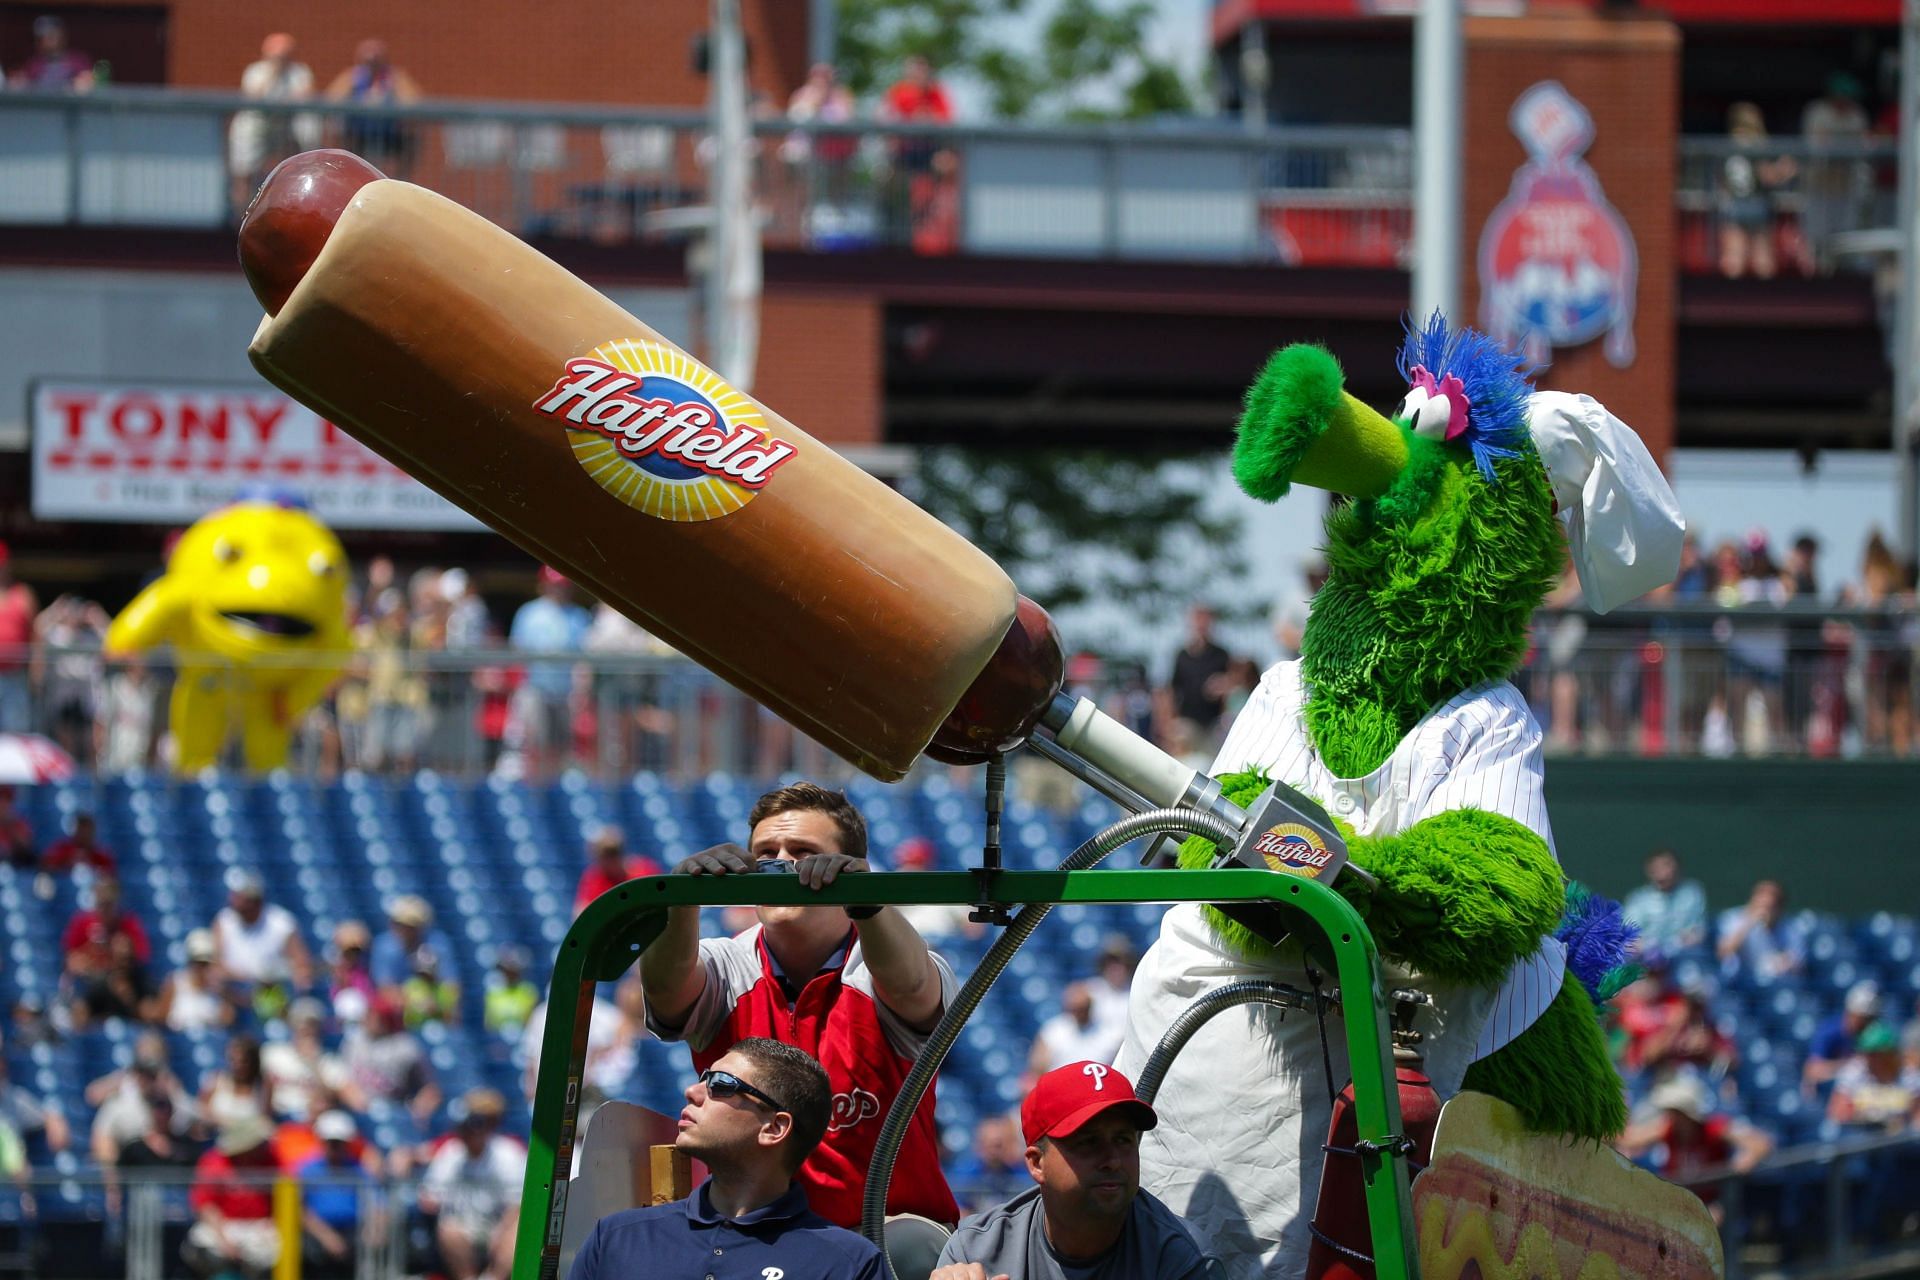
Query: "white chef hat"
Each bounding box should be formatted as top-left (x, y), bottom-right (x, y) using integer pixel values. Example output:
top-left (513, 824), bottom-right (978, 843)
top-left (1526, 391), bottom-right (1686, 614)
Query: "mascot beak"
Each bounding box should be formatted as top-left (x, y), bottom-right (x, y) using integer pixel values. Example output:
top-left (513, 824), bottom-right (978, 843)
top-left (1232, 344), bottom-right (1407, 502)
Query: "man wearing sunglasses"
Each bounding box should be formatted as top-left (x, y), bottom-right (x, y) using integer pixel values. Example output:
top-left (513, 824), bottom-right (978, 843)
top-left (567, 1038), bottom-right (884, 1280)
top-left (642, 782), bottom-right (961, 1229)
top-left (931, 1061), bottom-right (1218, 1280)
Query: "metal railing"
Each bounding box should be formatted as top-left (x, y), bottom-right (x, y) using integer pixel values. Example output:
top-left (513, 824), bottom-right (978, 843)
top-left (1678, 1129), bottom-right (1920, 1280)
top-left (1, 1167), bottom-right (409, 1280)
top-left (0, 87), bottom-right (1903, 275)
top-left (0, 600), bottom-right (1914, 782)
top-left (0, 86), bottom-right (1411, 265)
top-left (1674, 137), bottom-right (1900, 280)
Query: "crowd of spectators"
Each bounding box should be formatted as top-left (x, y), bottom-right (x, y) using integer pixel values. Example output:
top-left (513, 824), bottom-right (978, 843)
top-left (0, 810), bottom-right (691, 1277)
top-left (4, 768), bottom-right (1920, 1273)
top-left (1708, 72), bottom-right (1893, 282)
top-left (1616, 848), bottom-right (1920, 1246)
top-left (1, 515), bottom-right (1914, 791)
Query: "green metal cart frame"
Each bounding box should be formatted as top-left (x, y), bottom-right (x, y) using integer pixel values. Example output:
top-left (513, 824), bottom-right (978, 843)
top-left (511, 867), bottom-right (1420, 1280)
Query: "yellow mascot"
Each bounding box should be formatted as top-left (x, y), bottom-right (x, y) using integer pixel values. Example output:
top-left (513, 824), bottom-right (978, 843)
top-left (107, 496), bottom-right (350, 772)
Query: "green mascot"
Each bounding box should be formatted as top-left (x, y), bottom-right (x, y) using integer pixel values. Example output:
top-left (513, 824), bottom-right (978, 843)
top-left (1112, 314), bottom-right (1686, 1278)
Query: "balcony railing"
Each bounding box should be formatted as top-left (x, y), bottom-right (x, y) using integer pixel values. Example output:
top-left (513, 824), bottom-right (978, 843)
top-left (1, 601), bottom-right (1913, 782)
top-left (0, 87), bottom-right (1898, 275)
top-left (0, 86), bottom-right (1409, 266)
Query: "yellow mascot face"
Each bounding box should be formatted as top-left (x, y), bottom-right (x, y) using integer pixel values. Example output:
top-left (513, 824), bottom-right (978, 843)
top-left (164, 502), bottom-right (350, 665)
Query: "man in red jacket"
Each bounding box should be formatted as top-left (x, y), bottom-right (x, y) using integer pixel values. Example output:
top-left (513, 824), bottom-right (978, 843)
top-left (641, 782), bottom-right (959, 1228)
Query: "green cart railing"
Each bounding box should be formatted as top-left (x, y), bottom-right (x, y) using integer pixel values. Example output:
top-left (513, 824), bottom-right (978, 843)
top-left (512, 867), bottom-right (1419, 1280)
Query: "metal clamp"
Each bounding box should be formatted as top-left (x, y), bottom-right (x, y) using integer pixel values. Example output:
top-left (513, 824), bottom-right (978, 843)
top-left (1353, 1134), bottom-right (1417, 1158)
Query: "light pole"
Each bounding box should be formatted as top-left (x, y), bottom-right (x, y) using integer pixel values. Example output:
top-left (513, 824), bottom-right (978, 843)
top-left (707, 0), bottom-right (760, 392)
top-left (1412, 0), bottom-right (1463, 324)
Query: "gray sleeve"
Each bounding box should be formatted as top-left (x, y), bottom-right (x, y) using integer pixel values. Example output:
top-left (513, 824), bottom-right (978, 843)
top-left (844, 946), bottom-right (961, 1061)
top-left (643, 933), bottom-right (763, 1052)
top-left (934, 1229), bottom-right (967, 1267)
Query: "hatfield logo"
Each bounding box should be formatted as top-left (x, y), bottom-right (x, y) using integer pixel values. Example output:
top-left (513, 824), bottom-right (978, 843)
top-left (1253, 824), bottom-right (1334, 879)
top-left (828, 1088), bottom-right (881, 1133)
top-left (534, 341), bottom-right (798, 522)
top-left (1478, 81), bottom-right (1638, 369)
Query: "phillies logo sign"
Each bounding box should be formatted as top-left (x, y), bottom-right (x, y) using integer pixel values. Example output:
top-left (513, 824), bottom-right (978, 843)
top-left (534, 341), bottom-right (798, 522)
top-left (1253, 825), bottom-right (1334, 879)
top-left (828, 1088), bottom-right (881, 1133)
top-left (1478, 82), bottom-right (1638, 369)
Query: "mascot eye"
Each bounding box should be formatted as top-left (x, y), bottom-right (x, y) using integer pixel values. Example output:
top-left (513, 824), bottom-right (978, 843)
top-left (309, 552), bottom-right (338, 577)
top-left (213, 538), bottom-right (242, 566)
top-left (1412, 394), bottom-right (1453, 441)
top-left (1394, 387), bottom-right (1431, 427)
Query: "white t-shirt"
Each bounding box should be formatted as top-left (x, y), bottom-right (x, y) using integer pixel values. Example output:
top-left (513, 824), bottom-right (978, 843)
top-left (214, 905), bottom-right (301, 986)
top-left (261, 1042), bottom-right (348, 1123)
top-left (422, 1134), bottom-right (527, 1227)
top-left (1115, 660), bottom-right (1566, 1280)
top-left (164, 970), bottom-right (229, 1032)
top-left (1033, 1012), bottom-right (1123, 1072)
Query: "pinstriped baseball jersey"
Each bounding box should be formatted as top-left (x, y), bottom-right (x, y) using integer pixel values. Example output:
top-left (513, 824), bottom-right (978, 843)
top-left (1115, 660), bottom-right (1567, 1280)
top-left (1211, 659), bottom-right (1568, 1059)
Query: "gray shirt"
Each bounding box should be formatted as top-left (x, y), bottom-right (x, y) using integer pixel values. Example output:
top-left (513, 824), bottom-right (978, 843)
top-left (936, 1186), bottom-right (1216, 1280)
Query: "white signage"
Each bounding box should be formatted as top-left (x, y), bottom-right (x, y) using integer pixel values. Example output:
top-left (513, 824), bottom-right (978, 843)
top-left (30, 380), bottom-right (483, 531)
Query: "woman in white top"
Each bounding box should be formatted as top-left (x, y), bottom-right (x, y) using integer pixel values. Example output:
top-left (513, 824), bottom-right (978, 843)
top-left (199, 1034), bottom-right (276, 1131)
top-left (157, 929), bottom-right (236, 1032)
top-left (211, 870), bottom-right (314, 993)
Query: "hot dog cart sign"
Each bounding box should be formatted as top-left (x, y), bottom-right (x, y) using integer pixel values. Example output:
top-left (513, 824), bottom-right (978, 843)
top-left (1478, 81), bottom-right (1638, 369)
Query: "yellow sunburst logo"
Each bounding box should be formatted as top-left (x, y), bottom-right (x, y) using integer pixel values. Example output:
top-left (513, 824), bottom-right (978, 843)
top-left (1251, 823), bottom-right (1335, 878)
top-left (532, 340), bottom-right (798, 523)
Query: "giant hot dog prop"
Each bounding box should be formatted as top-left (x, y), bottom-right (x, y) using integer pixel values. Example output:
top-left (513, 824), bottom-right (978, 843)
top-left (240, 151), bottom-right (1039, 781)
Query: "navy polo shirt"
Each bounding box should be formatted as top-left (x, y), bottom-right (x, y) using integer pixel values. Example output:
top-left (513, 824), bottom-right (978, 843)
top-left (567, 1179), bottom-right (884, 1280)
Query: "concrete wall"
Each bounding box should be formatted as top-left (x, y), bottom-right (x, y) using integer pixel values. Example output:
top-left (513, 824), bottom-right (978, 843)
top-left (1548, 758), bottom-right (1920, 916)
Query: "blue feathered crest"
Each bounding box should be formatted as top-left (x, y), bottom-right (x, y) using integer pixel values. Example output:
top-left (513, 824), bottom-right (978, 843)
top-left (1557, 882), bottom-right (1640, 1007)
top-left (1395, 312), bottom-right (1537, 485)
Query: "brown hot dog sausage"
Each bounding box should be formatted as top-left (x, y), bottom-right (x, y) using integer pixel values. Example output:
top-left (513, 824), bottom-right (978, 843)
top-left (237, 149), bottom-right (385, 316)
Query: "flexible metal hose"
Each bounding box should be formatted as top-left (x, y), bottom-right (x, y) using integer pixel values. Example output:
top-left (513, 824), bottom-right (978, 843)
top-left (1132, 980), bottom-right (1334, 1105)
top-left (859, 806), bottom-right (1240, 1264)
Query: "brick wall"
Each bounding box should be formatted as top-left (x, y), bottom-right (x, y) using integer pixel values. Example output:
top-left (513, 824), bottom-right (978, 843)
top-left (1465, 14), bottom-right (1679, 460)
top-left (754, 291), bottom-right (881, 445)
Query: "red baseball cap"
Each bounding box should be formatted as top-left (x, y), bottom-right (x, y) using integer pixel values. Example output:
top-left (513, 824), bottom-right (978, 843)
top-left (1020, 1061), bottom-right (1157, 1146)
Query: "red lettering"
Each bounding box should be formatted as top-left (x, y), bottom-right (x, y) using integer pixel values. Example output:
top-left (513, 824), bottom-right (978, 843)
top-left (177, 399), bottom-right (230, 443)
top-left (108, 396), bottom-right (165, 442)
top-left (49, 392), bottom-right (97, 442)
top-left (241, 400), bottom-right (288, 445)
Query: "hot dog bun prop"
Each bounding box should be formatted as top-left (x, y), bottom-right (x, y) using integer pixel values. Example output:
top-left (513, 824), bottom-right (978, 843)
top-left (240, 151), bottom-right (1050, 782)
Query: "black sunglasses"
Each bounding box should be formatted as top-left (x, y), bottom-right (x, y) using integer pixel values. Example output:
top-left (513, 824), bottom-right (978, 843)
top-left (699, 1068), bottom-right (786, 1113)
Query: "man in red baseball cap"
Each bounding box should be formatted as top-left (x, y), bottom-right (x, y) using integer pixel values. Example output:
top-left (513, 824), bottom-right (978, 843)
top-left (931, 1061), bottom-right (1217, 1280)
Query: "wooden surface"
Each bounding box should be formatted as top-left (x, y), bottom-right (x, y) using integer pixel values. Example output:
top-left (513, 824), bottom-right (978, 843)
top-left (649, 1146), bottom-right (693, 1206)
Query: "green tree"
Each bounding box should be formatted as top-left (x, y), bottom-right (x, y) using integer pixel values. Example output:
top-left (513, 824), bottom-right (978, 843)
top-left (836, 0), bottom-right (1193, 122)
top-left (909, 449), bottom-right (1249, 653)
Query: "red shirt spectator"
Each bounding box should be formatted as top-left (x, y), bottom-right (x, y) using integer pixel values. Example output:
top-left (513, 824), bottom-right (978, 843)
top-left (184, 1116), bottom-right (284, 1277)
top-left (642, 785), bottom-right (959, 1229)
top-left (42, 812), bottom-right (117, 876)
top-left (61, 879), bottom-right (152, 975)
top-left (883, 57), bottom-right (953, 123)
top-left (1616, 1075), bottom-right (1771, 1207)
top-left (189, 1127), bottom-right (281, 1222)
top-left (572, 825), bottom-right (664, 914)
top-left (0, 785), bottom-right (35, 868)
